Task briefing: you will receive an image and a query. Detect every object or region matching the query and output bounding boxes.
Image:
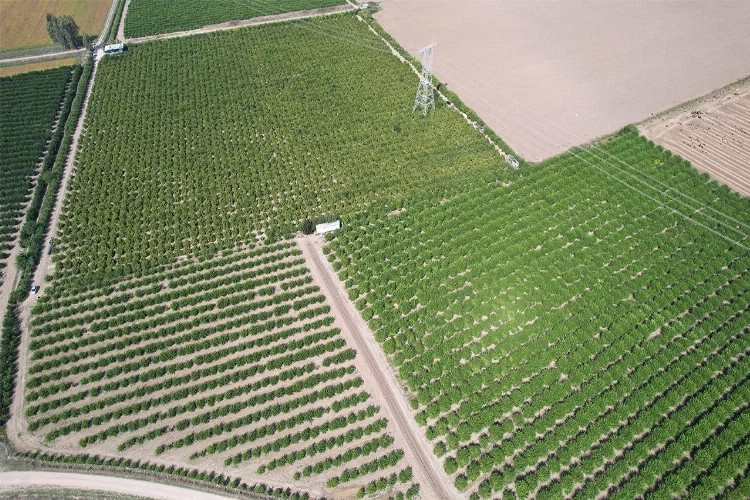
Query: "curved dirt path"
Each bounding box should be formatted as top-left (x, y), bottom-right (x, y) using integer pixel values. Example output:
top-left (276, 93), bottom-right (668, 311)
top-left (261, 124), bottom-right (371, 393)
top-left (124, 4), bottom-right (355, 45)
top-left (298, 236), bottom-right (458, 500)
top-left (0, 471), bottom-right (235, 500)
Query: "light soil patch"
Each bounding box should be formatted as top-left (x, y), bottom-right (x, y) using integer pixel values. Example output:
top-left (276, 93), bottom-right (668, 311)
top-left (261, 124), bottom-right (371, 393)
top-left (0, 57), bottom-right (78, 77)
top-left (640, 82), bottom-right (750, 197)
top-left (374, 0), bottom-right (750, 162)
top-left (0, 0), bottom-right (112, 51)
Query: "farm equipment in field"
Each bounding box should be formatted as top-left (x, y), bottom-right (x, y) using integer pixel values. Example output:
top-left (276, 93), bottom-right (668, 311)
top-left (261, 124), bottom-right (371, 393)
top-left (506, 155), bottom-right (519, 169)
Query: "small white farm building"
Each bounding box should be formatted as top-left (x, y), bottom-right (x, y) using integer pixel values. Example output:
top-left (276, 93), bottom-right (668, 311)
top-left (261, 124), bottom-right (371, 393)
top-left (316, 220), bottom-right (341, 234)
top-left (103, 43), bottom-right (124, 55)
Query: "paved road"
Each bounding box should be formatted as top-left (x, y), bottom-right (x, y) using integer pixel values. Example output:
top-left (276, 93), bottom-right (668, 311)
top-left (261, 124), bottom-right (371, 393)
top-left (0, 471), bottom-right (236, 500)
top-left (299, 237), bottom-right (457, 500)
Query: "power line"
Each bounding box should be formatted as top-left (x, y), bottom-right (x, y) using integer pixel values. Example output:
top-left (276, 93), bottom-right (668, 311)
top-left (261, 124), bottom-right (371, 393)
top-left (427, 58), bottom-right (750, 247)
top-left (211, 0), bottom-right (749, 249)
top-left (432, 57), bottom-right (750, 234)
top-left (226, 0), bottom-right (393, 54)
top-left (413, 43), bottom-right (437, 117)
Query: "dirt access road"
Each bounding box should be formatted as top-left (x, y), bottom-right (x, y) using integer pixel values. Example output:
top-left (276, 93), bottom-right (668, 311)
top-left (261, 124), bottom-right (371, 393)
top-left (6, 5), bottom-right (457, 499)
top-left (9, 47), bottom-right (106, 456)
top-left (375, 0), bottom-right (750, 162)
top-left (299, 236), bottom-right (457, 500)
top-left (122, 3), bottom-right (356, 45)
top-left (0, 471), bottom-right (235, 500)
top-left (0, 0), bottom-right (119, 323)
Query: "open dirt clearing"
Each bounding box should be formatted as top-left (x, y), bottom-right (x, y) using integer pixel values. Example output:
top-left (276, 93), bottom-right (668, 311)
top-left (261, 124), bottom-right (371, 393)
top-left (640, 82), bottom-right (750, 197)
top-left (375, 0), bottom-right (750, 162)
top-left (0, 472), bottom-right (234, 500)
top-left (0, 0), bottom-right (113, 52)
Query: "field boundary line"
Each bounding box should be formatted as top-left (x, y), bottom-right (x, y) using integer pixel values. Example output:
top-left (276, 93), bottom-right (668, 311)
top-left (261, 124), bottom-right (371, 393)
top-left (0, 49), bottom-right (84, 66)
top-left (124, 4), bottom-right (356, 45)
top-left (298, 235), bottom-right (458, 500)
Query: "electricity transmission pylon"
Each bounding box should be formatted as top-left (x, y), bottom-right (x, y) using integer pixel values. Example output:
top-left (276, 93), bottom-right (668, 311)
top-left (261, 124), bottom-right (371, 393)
top-left (413, 42), bottom-right (437, 117)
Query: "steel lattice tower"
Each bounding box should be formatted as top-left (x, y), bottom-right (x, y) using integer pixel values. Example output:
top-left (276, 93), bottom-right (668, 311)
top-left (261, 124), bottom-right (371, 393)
top-left (413, 43), bottom-right (437, 117)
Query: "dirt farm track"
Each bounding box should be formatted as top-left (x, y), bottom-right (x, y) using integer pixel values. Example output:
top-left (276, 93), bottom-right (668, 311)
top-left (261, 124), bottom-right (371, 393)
top-left (375, 0), bottom-right (750, 162)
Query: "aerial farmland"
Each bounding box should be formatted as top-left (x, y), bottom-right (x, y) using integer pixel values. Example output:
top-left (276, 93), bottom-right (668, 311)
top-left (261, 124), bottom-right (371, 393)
top-left (0, 1), bottom-right (748, 500)
top-left (374, 0), bottom-right (750, 163)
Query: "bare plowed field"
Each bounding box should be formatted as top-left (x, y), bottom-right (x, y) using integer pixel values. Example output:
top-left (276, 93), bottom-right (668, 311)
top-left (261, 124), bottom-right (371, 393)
top-left (640, 83), bottom-right (750, 197)
top-left (374, 0), bottom-right (750, 162)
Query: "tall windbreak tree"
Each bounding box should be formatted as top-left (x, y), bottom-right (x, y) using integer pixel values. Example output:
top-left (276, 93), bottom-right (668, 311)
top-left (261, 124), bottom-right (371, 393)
top-left (45, 13), bottom-right (80, 49)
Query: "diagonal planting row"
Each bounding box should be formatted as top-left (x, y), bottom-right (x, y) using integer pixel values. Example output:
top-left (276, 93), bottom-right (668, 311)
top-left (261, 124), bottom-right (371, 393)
top-left (27, 240), bottom-right (419, 498)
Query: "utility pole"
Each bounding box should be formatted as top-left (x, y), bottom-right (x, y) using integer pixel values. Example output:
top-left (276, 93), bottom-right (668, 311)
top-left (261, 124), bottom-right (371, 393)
top-left (413, 42), bottom-right (437, 117)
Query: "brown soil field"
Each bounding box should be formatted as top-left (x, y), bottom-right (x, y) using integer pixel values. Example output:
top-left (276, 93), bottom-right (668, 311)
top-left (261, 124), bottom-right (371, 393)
top-left (640, 81), bottom-right (750, 197)
top-left (374, 0), bottom-right (750, 162)
top-left (13, 241), bottom-right (422, 499)
top-left (0, 57), bottom-right (78, 77)
top-left (0, 0), bottom-right (112, 51)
